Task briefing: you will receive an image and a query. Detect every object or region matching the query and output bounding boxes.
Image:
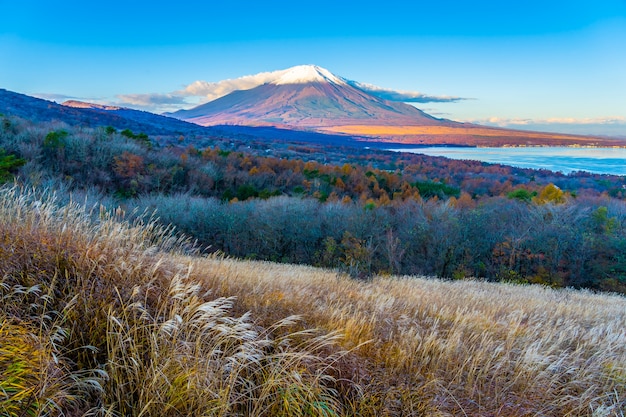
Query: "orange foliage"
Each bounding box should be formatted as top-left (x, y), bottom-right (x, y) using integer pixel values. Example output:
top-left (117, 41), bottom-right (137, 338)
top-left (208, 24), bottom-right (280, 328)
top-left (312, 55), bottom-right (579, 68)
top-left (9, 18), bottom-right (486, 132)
top-left (113, 152), bottom-right (144, 179)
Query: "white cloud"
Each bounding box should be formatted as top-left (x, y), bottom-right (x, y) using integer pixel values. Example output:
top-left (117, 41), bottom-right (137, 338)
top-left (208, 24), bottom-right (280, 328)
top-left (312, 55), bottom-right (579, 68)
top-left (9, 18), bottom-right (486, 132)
top-left (176, 71), bottom-right (466, 104)
top-left (32, 93), bottom-right (78, 102)
top-left (109, 69), bottom-right (294, 112)
top-left (116, 93), bottom-right (189, 107)
top-left (346, 81), bottom-right (465, 103)
top-left (177, 70), bottom-right (284, 101)
top-left (473, 116), bottom-right (626, 126)
top-left (470, 116), bottom-right (626, 137)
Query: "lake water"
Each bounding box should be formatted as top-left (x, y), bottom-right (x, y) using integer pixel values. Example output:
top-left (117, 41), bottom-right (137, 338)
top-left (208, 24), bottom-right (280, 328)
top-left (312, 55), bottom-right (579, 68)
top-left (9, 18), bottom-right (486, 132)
top-left (387, 147), bottom-right (626, 176)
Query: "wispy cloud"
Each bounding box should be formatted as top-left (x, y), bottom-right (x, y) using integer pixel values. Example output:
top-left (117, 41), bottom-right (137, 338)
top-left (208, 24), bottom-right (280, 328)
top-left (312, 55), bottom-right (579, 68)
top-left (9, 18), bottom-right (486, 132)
top-left (474, 116), bottom-right (626, 126)
top-left (420, 108), bottom-right (453, 117)
top-left (32, 93), bottom-right (88, 103)
top-left (471, 116), bottom-right (626, 137)
top-left (178, 70), bottom-right (284, 101)
top-left (110, 71), bottom-right (284, 112)
top-left (346, 81), bottom-right (465, 103)
top-left (177, 72), bottom-right (466, 104)
top-left (116, 93), bottom-right (189, 108)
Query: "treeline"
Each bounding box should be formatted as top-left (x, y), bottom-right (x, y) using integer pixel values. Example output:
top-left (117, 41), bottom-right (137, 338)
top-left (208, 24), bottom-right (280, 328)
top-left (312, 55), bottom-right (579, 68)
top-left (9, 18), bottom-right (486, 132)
top-left (1, 116), bottom-right (626, 293)
top-left (3, 115), bottom-right (625, 204)
top-left (129, 194), bottom-right (626, 292)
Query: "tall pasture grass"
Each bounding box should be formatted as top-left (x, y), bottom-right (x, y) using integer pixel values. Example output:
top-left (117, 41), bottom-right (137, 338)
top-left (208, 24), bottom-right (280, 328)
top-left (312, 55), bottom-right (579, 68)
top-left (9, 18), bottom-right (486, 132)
top-left (194, 258), bottom-right (626, 416)
top-left (0, 290), bottom-right (103, 417)
top-left (0, 184), bottom-right (624, 416)
top-left (0, 186), bottom-right (345, 416)
top-left (104, 274), bottom-right (344, 417)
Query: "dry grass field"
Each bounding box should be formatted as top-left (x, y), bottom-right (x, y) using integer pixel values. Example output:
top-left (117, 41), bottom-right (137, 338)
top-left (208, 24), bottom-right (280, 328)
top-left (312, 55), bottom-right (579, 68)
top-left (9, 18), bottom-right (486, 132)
top-left (320, 125), bottom-right (586, 139)
top-left (318, 125), bottom-right (622, 147)
top-left (0, 186), bottom-right (624, 416)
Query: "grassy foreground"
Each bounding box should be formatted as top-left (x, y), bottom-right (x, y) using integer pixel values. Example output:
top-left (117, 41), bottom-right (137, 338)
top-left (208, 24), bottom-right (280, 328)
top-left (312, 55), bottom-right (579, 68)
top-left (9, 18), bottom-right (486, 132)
top-left (0, 186), bottom-right (624, 416)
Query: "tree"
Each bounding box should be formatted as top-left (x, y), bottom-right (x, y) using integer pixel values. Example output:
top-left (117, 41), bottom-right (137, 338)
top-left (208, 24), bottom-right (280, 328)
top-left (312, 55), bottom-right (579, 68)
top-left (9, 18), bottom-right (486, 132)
top-left (113, 152), bottom-right (145, 196)
top-left (534, 183), bottom-right (566, 205)
top-left (43, 130), bottom-right (68, 149)
top-left (120, 129), bottom-right (151, 148)
top-left (384, 228), bottom-right (405, 275)
top-left (0, 149), bottom-right (25, 183)
top-left (507, 188), bottom-right (535, 203)
top-left (114, 152), bottom-right (144, 179)
top-left (339, 231), bottom-right (375, 279)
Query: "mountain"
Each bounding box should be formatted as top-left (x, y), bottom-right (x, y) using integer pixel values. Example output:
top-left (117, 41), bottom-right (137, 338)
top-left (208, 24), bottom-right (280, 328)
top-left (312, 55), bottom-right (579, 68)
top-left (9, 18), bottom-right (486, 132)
top-left (0, 89), bottom-right (211, 136)
top-left (0, 88), bottom-right (363, 147)
top-left (56, 100), bottom-right (215, 135)
top-left (3, 72), bottom-right (623, 148)
top-left (170, 65), bottom-right (447, 128)
top-left (170, 65), bottom-right (624, 147)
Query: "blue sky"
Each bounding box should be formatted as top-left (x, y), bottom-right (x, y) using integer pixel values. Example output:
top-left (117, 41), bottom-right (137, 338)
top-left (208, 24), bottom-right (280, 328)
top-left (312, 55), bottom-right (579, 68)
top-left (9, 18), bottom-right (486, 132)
top-left (1, 0), bottom-right (625, 135)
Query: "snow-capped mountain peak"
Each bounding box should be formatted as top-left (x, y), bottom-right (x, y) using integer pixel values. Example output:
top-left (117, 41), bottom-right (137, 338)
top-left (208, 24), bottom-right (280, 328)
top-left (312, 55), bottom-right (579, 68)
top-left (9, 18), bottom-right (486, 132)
top-left (271, 65), bottom-right (346, 86)
top-left (170, 64), bottom-right (441, 128)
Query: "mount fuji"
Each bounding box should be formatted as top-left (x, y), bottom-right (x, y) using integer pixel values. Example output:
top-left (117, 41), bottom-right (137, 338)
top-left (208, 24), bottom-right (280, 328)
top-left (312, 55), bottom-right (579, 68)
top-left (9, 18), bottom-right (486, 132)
top-left (168, 65), bottom-right (614, 147)
top-left (169, 65), bottom-right (448, 129)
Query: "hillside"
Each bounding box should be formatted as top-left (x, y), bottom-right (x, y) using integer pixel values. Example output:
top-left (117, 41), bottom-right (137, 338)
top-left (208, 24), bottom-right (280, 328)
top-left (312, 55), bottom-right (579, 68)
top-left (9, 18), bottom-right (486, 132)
top-left (1, 186), bottom-right (624, 416)
top-left (0, 88), bottom-right (369, 147)
top-left (2, 116), bottom-right (626, 292)
top-left (0, 89), bottom-right (211, 136)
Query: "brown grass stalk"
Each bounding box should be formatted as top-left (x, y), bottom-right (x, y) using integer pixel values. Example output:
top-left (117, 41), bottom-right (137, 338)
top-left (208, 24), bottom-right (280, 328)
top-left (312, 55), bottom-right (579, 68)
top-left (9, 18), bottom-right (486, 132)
top-left (0, 185), bottom-right (624, 416)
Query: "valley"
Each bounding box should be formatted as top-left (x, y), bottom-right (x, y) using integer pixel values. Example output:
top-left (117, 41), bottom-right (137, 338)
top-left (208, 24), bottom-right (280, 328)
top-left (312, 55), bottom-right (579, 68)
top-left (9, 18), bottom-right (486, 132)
top-left (1, 66), bottom-right (625, 417)
top-left (1, 109), bottom-right (626, 292)
top-left (3, 70), bottom-right (626, 292)
top-left (3, 0), bottom-right (626, 414)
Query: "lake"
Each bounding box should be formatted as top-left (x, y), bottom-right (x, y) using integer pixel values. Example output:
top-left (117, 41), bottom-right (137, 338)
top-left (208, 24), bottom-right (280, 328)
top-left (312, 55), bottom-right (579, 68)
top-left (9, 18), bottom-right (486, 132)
top-left (387, 147), bottom-right (626, 176)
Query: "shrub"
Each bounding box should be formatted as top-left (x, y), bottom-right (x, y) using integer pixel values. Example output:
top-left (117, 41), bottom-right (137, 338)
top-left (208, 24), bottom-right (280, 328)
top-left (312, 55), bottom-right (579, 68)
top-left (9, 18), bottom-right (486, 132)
top-left (43, 130), bottom-right (68, 149)
top-left (0, 149), bottom-right (25, 183)
top-left (120, 128), bottom-right (151, 148)
top-left (507, 187), bottom-right (535, 202)
top-left (413, 180), bottom-right (460, 199)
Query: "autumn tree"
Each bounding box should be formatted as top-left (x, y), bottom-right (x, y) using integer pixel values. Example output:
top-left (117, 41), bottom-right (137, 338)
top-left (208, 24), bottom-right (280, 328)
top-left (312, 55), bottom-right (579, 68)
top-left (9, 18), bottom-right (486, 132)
top-left (113, 152), bottom-right (145, 196)
top-left (534, 183), bottom-right (566, 204)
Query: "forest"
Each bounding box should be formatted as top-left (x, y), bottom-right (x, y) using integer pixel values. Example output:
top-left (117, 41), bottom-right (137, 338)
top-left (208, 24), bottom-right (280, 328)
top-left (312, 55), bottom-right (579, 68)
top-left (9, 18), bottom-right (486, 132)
top-left (2, 114), bottom-right (626, 293)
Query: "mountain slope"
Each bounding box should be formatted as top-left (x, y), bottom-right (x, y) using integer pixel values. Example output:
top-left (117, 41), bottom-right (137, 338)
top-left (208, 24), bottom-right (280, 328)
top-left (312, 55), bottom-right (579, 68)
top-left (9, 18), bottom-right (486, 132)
top-left (0, 89), bottom-right (211, 136)
top-left (170, 65), bottom-right (447, 128)
top-left (0, 88), bottom-right (367, 147)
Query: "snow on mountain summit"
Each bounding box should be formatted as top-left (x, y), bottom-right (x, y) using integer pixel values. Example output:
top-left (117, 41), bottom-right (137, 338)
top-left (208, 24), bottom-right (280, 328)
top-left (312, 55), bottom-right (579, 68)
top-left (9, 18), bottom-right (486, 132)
top-left (170, 63), bottom-right (441, 128)
top-left (272, 65), bottom-right (346, 86)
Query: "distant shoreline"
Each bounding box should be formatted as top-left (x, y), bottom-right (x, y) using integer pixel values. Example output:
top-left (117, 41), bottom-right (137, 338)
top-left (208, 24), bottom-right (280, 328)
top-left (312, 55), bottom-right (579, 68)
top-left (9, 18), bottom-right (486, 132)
top-left (386, 146), bottom-right (626, 176)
